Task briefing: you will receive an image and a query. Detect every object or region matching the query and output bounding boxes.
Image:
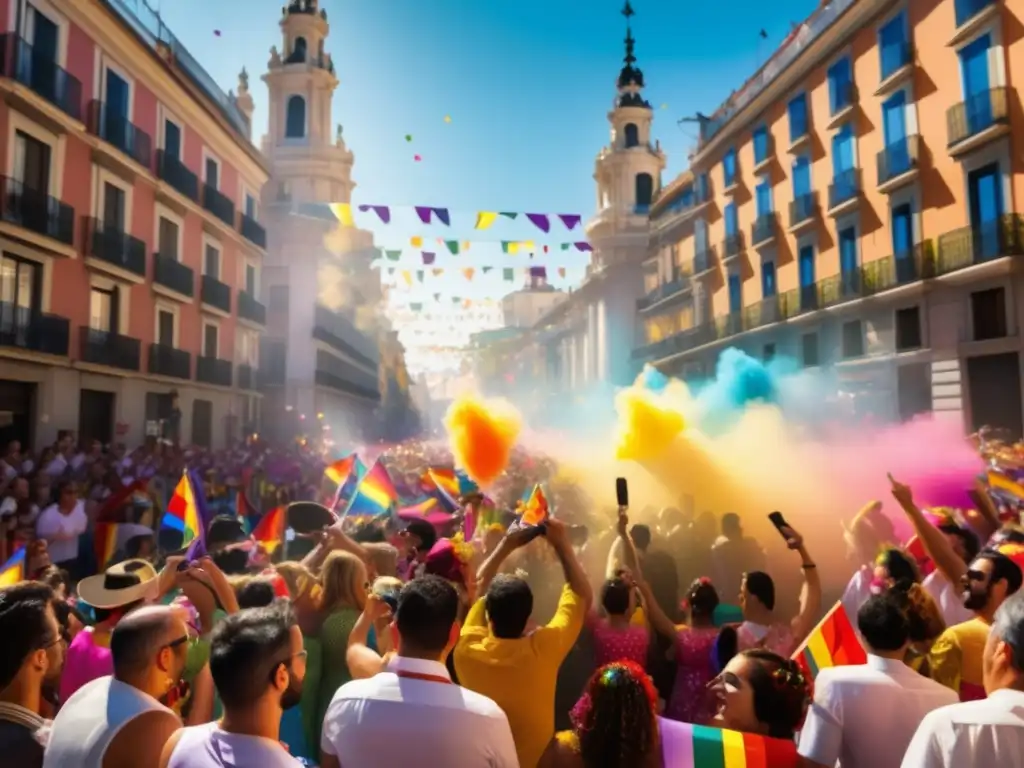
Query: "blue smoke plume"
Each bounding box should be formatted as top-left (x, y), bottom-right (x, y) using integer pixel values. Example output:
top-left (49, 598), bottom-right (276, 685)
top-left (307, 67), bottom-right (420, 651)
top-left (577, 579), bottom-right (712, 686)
top-left (694, 348), bottom-right (780, 436)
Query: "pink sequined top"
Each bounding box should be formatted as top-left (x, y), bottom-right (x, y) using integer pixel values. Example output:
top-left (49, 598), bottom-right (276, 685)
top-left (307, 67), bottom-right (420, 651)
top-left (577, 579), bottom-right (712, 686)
top-left (59, 628), bottom-right (113, 703)
top-left (736, 621), bottom-right (796, 657)
top-left (665, 626), bottom-right (719, 724)
top-left (588, 613), bottom-right (650, 669)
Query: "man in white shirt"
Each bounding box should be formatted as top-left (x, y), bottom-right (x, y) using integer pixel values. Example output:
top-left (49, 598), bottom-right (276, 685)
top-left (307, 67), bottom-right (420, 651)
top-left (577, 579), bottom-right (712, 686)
top-left (902, 590), bottom-right (1024, 767)
top-left (321, 575), bottom-right (518, 768)
top-left (35, 482), bottom-right (87, 575)
top-left (800, 592), bottom-right (958, 768)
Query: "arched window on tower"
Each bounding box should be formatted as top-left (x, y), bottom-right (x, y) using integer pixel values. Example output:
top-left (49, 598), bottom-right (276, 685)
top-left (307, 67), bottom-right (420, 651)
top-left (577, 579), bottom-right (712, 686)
top-left (285, 95), bottom-right (306, 138)
top-left (635, 173), bottom-right (654, 210)
top-left (624, 123), bottom-right (639, 148)
top-left (289, 36), bottom-right (307, 63)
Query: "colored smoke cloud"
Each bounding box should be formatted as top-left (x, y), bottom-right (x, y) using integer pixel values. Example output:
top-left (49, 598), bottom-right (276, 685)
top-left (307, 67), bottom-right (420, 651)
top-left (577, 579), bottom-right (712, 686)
top-left (444, 394), bottom-right (522, 487)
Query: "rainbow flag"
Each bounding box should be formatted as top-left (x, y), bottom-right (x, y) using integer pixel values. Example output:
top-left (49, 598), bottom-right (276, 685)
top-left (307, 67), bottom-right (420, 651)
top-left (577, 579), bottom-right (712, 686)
top-left (520, 484), bottom-right (549, 527)
top-left (400, 497), bottom-right (439, 517)
top-left (426, 468), bottom-right (461, 503)
top-left (792, 601), bottom-right (867, 681)
top-left (344, 460), bottom-right (399, 519)
top-left (162, 471), bottom-right (206, 557)
top-left (0, 546), bottom-right (26, 587)
top-left (325, 454), bottom-right (357, 486)
top-left (988, 470), bottom-right (1024, 500)
top-left (94, 522), bottom-right (121, 568)
top-left (252, 506), bottom-right (285, 553)
top-left (664, 721), bottom-right (798, 768)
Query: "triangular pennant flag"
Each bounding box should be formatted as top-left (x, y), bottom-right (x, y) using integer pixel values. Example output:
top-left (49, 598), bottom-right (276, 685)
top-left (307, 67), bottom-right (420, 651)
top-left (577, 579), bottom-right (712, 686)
top-left (508, 242), bottom-right (520, 254)
top-left (444, 240), bottom-right (459, 255)
top-left (522, 240), bottom-right (535, 251)
top-left (329, 203), bottom-right (354, 227)
top-left (416, 270), bottom-right (425, 283)
top-left (482, 266), bottom-right (493, 274)
top-left (358, 204), bottom-right (391, 224)
top-left (401, 270), bottom-right (412, 286)
top-left (433, 293), bottom-right (441, 301)
top-left (432, 208), bottom-right (451, 226)
top-left (526, 214), bottom-right (550, 233)
top-left (410, 302), bottom-right (423, 311)
top-left (422, 252), bottom-right (436, 265)
top-left (462, 241), bottom-right (471, 251)
top-left (560, 243), bottom-right (571, 251)
top-left (451, 296), bottom-right (461, 304)
top-left (575, 242), bottom-right (593, 252)
top-left (385, 250), bottom-right (401, 261)
top-left (558, 267), bottom-right (567, 278)
top-left (475, 212), bottom-right (498, 230)
top-left (542, 245), bottom-right (549, 253)
top-left (502, 268), bottom-right (514, 281)
top-left (411, 236), bottom-right (423, 248)
top-left (558, 214), bottom-right (582, 230)
top-left (530, 266), bottom-right (547, 278)
top-left (462, 268), bottom-right (475, 281)
top-left (432, 268), bottom-right (444, 276)
top-left (501, 241), bottom-right (510, 254)
top-left (414, 206), bottom-right (432, 224)
top-left (499, 212), bottom-right (518, 220)
top-left (387, 267), bottom-right (396, 275)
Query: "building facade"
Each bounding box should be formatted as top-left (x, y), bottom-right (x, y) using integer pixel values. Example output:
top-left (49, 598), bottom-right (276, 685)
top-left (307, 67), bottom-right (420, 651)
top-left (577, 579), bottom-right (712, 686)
top-left (258, 0), bottom-right (411, 442)
top-left (534, 1), bottom-right (665, 401)
top-left (500, 277), bottom-right (565, 329)
top-left (636, 0), bottom-right (1024, 433)
top-left (0, 0), bottom-right (269, 449)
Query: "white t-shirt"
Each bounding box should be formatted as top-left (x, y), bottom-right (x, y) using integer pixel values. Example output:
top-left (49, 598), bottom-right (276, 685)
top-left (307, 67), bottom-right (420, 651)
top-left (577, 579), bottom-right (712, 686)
top-left (167, 722), bottom-right (301, 768)
top-left (922, 570), bottom-right (973, 628)
top-left (35, 501), bottom-right (87, 563)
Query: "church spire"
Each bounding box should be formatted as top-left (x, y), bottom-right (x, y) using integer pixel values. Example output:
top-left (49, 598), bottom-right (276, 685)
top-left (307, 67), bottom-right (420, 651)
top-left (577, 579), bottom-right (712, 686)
top-left (616, 1), bottom-right (649, 108)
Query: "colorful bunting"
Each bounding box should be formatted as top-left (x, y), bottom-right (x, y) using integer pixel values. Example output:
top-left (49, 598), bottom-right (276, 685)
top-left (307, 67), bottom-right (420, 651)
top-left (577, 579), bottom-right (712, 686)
top-left (475, 212), bottom-right (498, 229)
top-left (422, 252), bottom-right (436, 265)
top-left (526, 214), bottom-right (550, 233)
top-left (358, 204), bottom-right (391, 224)
top-left (323, 204), bottom-right (583, 232)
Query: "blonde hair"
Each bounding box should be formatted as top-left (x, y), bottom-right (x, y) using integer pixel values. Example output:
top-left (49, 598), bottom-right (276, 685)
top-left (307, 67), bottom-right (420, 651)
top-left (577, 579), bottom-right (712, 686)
top-left (319, 550), bottom-right (367, 613)
top-left (276, 561), bottom-right (320, 603)
top-left (364, 542), bottom-right (400, 578)
top-left (371, 575), bottom-right (403, 595)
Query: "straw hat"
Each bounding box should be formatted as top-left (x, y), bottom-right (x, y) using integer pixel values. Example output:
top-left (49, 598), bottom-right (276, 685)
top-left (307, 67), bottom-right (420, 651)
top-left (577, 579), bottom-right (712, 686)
top-left (77, 558), bottom-right (158, 610)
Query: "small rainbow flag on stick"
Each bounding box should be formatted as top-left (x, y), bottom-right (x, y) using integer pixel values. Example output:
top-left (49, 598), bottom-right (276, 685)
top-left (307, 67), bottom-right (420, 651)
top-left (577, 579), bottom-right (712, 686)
top-left (94, 522), bottom-right (121, 569)
top-left (0, 546), bottom-right (26, 587)
top-left (163, 471), bottom-right (205, 558)
top-left (987, 470), bottom-right (1024, 500)
top-left (519, 484), bottom-right (549, 527)
top-left (252, 506), bottom-right (286, 554)
top-left (343, 460), bottom-right (399, 520)
top-left (662, 721), bottom-right (798, 767)
top-left (791, 601), bottom-right (866, 681)
top-left (325, 454), bottom-right (357, 486)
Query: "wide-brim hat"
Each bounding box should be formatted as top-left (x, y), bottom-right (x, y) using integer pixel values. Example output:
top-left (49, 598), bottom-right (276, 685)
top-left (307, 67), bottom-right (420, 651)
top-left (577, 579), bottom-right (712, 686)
top-left (77, 558), bottom-right (158, 610)
top-left (287, 501), bottom-right (335, 534)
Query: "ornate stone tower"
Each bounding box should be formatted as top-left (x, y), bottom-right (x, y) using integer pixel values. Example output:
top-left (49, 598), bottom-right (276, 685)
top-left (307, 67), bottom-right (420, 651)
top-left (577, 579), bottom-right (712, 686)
top-left (586, 0), bottom-right (665, 270)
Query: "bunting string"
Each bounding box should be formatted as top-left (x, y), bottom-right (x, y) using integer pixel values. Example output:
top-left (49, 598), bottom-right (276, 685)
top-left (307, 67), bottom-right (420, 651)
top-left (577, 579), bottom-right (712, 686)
top-left (326, 203), bottom-right (584, 234)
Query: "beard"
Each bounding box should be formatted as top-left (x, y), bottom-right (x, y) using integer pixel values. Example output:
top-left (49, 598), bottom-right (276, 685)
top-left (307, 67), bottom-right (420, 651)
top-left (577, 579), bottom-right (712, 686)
top-left (280, 675), bottom-right (303, 710)
top-left (963, 584), bottom-right (990, 611)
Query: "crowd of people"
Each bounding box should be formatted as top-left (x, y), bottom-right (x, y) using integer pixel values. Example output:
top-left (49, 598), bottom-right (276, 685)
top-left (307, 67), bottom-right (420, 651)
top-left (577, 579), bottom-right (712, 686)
top-left (1, 429), bottom-right (1024, 767)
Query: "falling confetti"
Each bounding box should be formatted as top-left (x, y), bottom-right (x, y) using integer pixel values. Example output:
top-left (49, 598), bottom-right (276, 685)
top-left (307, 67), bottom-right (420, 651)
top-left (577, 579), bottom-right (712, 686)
top-left (405, 134), bottom-right (412, 142)
top-left (214, 30), bottom-right (222, 36)
top-left (414, 155), bottom-right (422, 162)
top-left (444, 115), bottom-right (452, 123)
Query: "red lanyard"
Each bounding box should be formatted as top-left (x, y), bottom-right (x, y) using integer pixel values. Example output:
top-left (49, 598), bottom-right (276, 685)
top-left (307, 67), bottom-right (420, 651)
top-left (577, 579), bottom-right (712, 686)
top-left (395, 670), bottom-right (453, 685)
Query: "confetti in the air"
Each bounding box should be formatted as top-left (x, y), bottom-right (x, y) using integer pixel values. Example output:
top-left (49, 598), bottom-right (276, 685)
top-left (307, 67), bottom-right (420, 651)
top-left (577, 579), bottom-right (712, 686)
top-left (414, 154), bottom-right (422, 162)
top-left (214, 30), bottom-right (222, 36)
top-left (444, 115), bottom-right (452, 123)
top-left (405, 134), bottom-right (412, 142)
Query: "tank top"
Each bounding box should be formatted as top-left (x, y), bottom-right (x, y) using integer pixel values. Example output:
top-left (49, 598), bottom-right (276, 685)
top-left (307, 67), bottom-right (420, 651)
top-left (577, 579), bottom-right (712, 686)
top-left (43, 676), bottom-right (174, 768)
top-left (167, 722), bottom-right (302, 767)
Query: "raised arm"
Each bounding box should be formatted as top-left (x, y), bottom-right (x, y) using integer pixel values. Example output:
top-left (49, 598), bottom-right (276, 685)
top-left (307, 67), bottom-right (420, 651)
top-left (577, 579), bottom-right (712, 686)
top-left (346, 595), bottom-right (392, 680)
top-left (891, 477), bottom-right (968, 585)
top-left (784, 525), bottom-right (822, 646)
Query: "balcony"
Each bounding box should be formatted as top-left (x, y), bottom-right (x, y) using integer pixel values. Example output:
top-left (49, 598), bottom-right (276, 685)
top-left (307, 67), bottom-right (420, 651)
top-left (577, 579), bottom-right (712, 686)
top-left (313, 304), bottom-right (379, 368)
top-left (148, 343), bottom-right (191, 380)
top-left (877, 42), bottom-right (914, 95)
top-left (637, 276), bottom-right (690, 312)
top-left (0, 306), bottom-right (69, 356)
top-left (722, 232), bottom-right (745, 262)
top-left (827, 169), bottom-right (861, 216)
top-left (156, 150), bottom-right (198, 202)
top-left (203, 184), bottom-right (235, 227)
top-left (87, 218), bottom-right (147, 279)
top-left (788, 121), bottom-right (811, 154)
top-left (0, 34), bottom-right (83, 122)
top-left (817, 271), bottom-right (863, 308)
top-left (78, 327), bottom-right (141, 371)
top-left (750, 213), bottom-right (777, 248)
top-left (947, 87), bottom-right (1010, 157)
top-left (753, 135), bottom-right (774, 174)
top-left (877, 135), bottom-right (920, 193)
top-left (236, 363), bottom-right (256, 390)
top-left (936, 216), bottom-right (1024, 276)
top-left (237, 290), bottom-right (267, 326)
top-left (693, 247), bottom-right (716, 276)
top-left (259, 339), bottom-right (286, 387)
top-left (742, 295), bottom-right (786, 331)
top-left (651, 186), bottom-right (710, 231)
top-left (799, 283), bottom-right (819, 313)
top-left (196, 356), bottom-right (233, 387)
top-left (828, 81), bottom-right (857, 128)
top-left (0, 176), bottom-right (74, 247)
top-left (200, 274), bottom-right (231, 314)
top-left (153, 253), bottom-right (195, 299)
top-left (314, 369), bottom-right (381, 401)
top-left (240, 213), bottom-right (266, 249)
top-left (87, 101), bottom-right (153, 170)
top-left (788, 193), bottom-right (818, 233)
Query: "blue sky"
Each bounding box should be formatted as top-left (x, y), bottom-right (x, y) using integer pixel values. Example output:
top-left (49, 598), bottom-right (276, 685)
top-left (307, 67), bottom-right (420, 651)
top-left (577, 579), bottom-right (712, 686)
top-left (154, 0), bottom-right (818, 371)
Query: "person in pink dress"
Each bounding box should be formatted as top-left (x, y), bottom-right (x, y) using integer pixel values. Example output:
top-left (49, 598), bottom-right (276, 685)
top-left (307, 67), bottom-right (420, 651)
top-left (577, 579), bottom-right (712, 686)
top-left (588, 574), bottom-right (649, 669)
top-left (664, 578), bottom-right (722, 724)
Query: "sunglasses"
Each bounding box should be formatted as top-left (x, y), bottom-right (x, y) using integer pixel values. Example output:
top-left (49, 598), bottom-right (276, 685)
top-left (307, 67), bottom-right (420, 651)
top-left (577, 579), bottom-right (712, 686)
top-left (965, 569), bottom-right (989, 582)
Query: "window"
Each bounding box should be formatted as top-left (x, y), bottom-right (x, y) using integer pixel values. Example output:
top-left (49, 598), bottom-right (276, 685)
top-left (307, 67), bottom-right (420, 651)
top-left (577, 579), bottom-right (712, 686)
top-left (755, 177), bottom-right (772, 217)
top-left (842, 320), bottom-right (864, 358)
top-left (203, 323), bottom-right (219, 358)
top-left (788, 93), bottom-right (809, 143)
top-left (245, 193), bottom-right (257, 219)
top-left (158, 217), bottom-right (179, 260)
top-left (723, 148), bottom-right (737, 187)
top-left (157, 308), bottom-right (175, 346)
top-left (839, 227), bottom-right (858, 275)
top-left (828, 56), bottom-right (853, 115)
top-left (895, 306), bottom-right (922, 351)
top-left (635, 173), bottom-right (654, 208)
top-left (25, 4), bottom-right (60, 63)
top-left (879, 11), bottom-right (909, 81)
top-left (696, 173), bottom-right (709, 201)
top-left (753, 125), bottom-right (769, 165)
top-left (793, 155), bottom-right (811, 197)
top-left (268, 285), bottom-right (289, 310)
top-left (761, 261), bottom-right (776, 297)
top-left (892, 203), bottom-right (913, 256)
top-left (798, 245), bottom-right (815, 287)
top-left (89, 286), bottom-right (118, 332)
top-left (623, 123), bottom-right (639, 148)
top-left (801, 332), bottom-right (819, 367)
top-left (12, 130), bottom-right (51, 194)
top-left (724, 202), bottom-right (738, 237)
top-left (882, 91), bottom-right (908, 158)
top-left (102, 182), bottom-right (126, 230)
top-left (763, 343), bottom-right (776, 361)
top-left (968, 163), bottom-right (1003, 260)
top-left (204, 156), bottom-right (219, 189)
top-left (728, 273), bottom-right (742, 314)
top-left (244, 264), bottom-right (256, 295)
top-left (292, 36), bottom-right (307, 61)
top-left (204, 243), bottom-right (220, 278)
top-left (103, 65), bottom-right (130, 120)
top-left (286, 95), bottom-right (306, 138)
top-left (0, 255), bottom-right (41, 320)
top-left (971, 287), bottom-right (1007, 341)
top-left (831, 122), bottom-right (855, 176)
top-left (163, 117), bottom-right (182, 158)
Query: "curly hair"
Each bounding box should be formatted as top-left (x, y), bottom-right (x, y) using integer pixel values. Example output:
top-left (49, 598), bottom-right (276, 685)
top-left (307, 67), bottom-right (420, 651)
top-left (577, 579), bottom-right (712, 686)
top-left (685, 577), bottom-right (720, 620)
top-left (874, 547), bottom-right (921, 590)
top-left (742, 649), bottom-right (812, 740)
top-left (893, 583), bottom-right (946, 644)
top-left (572, 661), bottom-right (660, 768)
